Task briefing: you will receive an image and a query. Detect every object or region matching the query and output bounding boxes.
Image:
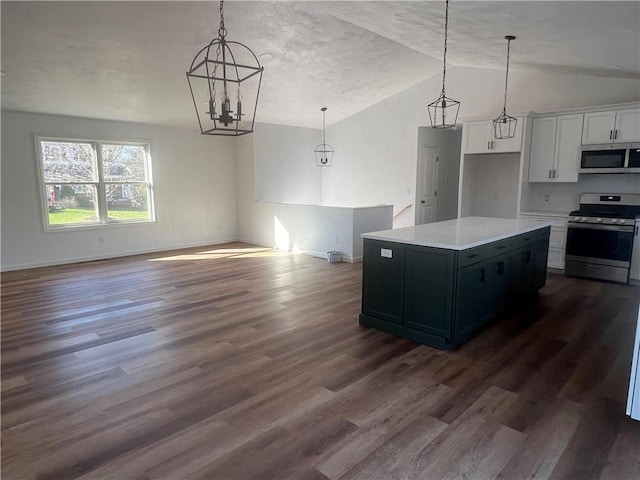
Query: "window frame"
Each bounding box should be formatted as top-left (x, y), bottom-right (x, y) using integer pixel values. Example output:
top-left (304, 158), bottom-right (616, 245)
top-left (35, 135), bottom-right (156, 232)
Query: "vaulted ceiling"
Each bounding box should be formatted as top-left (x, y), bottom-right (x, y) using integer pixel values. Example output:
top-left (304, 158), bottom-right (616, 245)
top-left (2, 1), bottom-right (639, 129)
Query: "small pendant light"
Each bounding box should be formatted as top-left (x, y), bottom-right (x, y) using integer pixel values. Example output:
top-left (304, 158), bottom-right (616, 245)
top-left (493, 35), bottom-right (517, 140)
top-left (314, 107), bottom-right (334, 167)
top-left (427, 0), bottom-right (460, 129)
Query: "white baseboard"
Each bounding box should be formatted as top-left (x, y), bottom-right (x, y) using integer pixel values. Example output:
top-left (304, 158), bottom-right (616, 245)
top-left (1, 238), bottom-right (238, 272)
top-left (2, 237), bottom-right (362, 272)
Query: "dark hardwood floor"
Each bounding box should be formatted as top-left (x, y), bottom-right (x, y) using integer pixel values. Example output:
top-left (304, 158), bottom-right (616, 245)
top-left (2, 243), bottom-right (639, 480)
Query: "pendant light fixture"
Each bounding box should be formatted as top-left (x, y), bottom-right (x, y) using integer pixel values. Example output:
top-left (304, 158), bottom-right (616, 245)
top-left (314, 107), bottom-right (334, 167)
top-left (493, 35), bottom-right (517, 140)
top-left (186, 0), bottom-right (263, 136)
top-left (427, 0), bottom-right (460, 129)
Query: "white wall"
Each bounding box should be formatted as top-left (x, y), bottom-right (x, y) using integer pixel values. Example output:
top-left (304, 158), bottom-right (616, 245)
top-left (253, 122), bottom-right (322, 205)
top-left (1, 110), bottom-right (237, 270)
top-left (321, 65), bottom-right (640, 225)
top-left (236, 134), bottom-right (391, 260)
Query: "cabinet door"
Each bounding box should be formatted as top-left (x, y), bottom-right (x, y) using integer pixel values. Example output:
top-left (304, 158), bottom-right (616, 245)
top-left (492, 117), bottom-right (523, 153)
top-left (404, 246), bottom-right (454, 338)
top-left (553, 114), bottom-right (583, 182)
top-left (464, 121), bottom-right (491, 154)
top-left (362, 240), bottom-right (405, 324)
top-left (532, 236), bottom-right (550, 291)
top-left (582, 111), bottom-right (616, 144)
top-left (454, 264), bottom-right (485, 339)
top-left (615, 109), bottom-right (640, 143)
top-left (486, 254), bottom-right (511, 317)
top-left (547, 248), bottom-right (565, 270)
top-left (528, 117), bottom-right (556, 182)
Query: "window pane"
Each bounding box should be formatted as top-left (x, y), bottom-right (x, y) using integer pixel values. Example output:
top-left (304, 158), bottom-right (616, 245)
top-left (46, 184), bottom-right (99, 226)
top-left (41, 141), bottom-right (95, 182)
top-left (102, 144), bottom-right (147, 182)
top-left (106, 184), bottom-right (151, 221)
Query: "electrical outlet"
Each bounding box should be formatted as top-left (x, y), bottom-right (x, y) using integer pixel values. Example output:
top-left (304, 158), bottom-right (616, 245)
top-left (98, 236), bottom-right (104, 244)
top-left (544, 194), bottom-right (550, 202)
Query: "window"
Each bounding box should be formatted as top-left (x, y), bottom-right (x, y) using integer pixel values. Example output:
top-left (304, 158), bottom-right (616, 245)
top-left (37, 137), bottom-right (154, 229)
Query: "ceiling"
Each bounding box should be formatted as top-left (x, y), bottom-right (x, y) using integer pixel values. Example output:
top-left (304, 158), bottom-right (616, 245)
top-left (1, 1), bottom-right (639, 129)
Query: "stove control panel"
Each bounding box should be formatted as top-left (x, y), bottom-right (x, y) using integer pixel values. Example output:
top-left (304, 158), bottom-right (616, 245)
top-left (570, 216), bottom-right (633, 226)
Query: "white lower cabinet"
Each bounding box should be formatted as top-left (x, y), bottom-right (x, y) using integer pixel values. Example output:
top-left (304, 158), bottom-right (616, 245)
top-left (519, 213), bottom-right (568, 270)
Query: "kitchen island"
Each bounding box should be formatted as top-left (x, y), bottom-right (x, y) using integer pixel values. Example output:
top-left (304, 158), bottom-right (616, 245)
top-left (360, 217), bottom-right (552, 350)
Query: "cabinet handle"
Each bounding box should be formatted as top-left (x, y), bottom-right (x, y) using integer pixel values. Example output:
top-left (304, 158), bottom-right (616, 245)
top-left (497, 246), bottom-right (506, 250)
top-left (610, 130), bottom-right (613, 140)
top-left (498, 261), bottom-right (505, 274)
top-left (614, 129), bottom-right (618, 140)
top-left (635, 225), bottom-right (638, 236)
top-left (491, 141), bottom-right (495, 149)
top-left (523, 251), bottom-right (531, 263)
top-left (553, 169), bottom-right (556, 178)
top-left (488, 141), bottom-right (490, 150)
top-left (468, 254), bottom-right (479, 258)
top-left (481, 268), bottom-right (485, 282)
top-left (548, 170), bottom-right (552, 179)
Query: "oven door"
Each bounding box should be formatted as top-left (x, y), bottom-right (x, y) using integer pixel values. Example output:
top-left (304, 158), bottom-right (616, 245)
top-left (566, 223), bottom-right (634, 266)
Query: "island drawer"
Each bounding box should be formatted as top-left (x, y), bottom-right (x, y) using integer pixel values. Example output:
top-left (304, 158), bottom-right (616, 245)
top-left (482, 238), bottom-right (512, 258)
top-left (457, 246), bottom-right (484, 268)
top-left (513, 232), bottom-right (538, 249)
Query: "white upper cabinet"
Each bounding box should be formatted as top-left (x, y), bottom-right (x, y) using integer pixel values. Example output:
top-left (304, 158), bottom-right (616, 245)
top-left (582, 108), bottom-right (640, 144)
top-left (463, 118), bottom-right (523, 154)
top-left (616, 109), bottom-right (640, 143)
top-left (528, 117), bottom-right (557, 182)
top-left (529, 114), bottom-right (583, 183)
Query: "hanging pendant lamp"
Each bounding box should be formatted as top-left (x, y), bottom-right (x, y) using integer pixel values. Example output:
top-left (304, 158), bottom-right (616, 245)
top-left (427, 0), bottom-right (460, 129)
top-left (314, 107), bottom-right (334, 167)
top-left (493, 35), bottom-right (517, 140)
top-left (186, 0), bottom-right (263, 136)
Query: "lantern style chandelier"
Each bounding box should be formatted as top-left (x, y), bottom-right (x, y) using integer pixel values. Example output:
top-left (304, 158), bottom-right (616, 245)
top-left (427, 0), bottom-right (460, 129)
top-left (186, 0), bottom-right (263, 136)
top-left (493, 35), bottom-right (517, 139)
top-left (314, 107), bottom-right (334, 167)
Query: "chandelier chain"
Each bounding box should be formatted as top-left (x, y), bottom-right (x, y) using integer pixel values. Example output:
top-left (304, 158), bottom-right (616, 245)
top-left (218, 0), bottom-right (227, 38)
top-left (502, 37), bottom-right (511, 114)
top-left (210, 0), bottom-right (227, 110)
top-left (441, 0), bottom-right (449, 96)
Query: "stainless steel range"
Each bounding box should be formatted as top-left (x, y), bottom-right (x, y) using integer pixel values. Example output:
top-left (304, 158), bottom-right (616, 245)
top-left (565, 193), bottom-right (640, 284)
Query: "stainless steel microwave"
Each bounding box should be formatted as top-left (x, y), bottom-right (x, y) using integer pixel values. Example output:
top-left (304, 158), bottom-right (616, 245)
top-left (579, 143), bottom-right (640, 173)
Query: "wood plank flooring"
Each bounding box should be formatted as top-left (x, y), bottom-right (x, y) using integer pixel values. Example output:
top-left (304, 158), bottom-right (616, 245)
top-left (2, 242), bottom-right (639, 480)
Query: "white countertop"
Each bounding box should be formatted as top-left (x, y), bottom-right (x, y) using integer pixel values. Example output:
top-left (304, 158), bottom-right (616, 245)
top-left (520, 211), bottom-right (570, 218)
top-left (361, 216), bottom-right (552, 250)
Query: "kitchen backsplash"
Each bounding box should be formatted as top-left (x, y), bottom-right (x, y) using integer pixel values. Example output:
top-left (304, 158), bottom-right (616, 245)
top-left (524, 174), bottom-right (640, 213)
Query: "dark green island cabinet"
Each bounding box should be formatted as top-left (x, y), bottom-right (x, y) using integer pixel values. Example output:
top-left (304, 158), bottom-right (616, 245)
top-left (360, 218), bottom-right (551, 350)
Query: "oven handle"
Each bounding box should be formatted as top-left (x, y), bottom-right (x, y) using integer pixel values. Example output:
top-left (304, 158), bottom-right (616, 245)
top-left (567, 223), bottom-right (634, 233)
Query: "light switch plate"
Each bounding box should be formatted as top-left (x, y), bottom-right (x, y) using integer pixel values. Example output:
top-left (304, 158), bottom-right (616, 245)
top-left (380, 248), bottom-right (393, 258)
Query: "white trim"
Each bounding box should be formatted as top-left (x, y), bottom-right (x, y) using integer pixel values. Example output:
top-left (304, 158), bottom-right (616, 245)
top-left (235, 236), bottom-right (359, 263)
top-left (530, 101), bottom-right (640, 118)
top-left (0, 238), bottom-right (238, 272)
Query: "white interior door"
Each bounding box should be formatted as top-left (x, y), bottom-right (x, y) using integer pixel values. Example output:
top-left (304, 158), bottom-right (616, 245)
top-left (416, 147), bottom-right (438, 225)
